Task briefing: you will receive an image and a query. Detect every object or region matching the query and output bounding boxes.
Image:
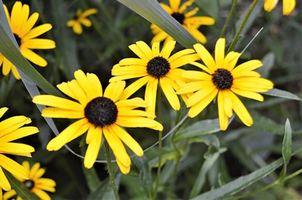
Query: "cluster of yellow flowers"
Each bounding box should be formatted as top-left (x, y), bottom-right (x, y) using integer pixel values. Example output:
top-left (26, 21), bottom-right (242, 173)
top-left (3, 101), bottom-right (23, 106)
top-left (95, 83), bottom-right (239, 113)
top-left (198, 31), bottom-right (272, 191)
top-left (0, 0), bottom-right (296, 199)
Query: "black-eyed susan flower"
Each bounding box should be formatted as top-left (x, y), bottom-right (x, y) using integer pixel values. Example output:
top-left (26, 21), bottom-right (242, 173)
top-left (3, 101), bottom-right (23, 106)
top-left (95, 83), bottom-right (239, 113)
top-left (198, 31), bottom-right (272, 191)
top-left (1, 1), bottom-right (56, 80)
top-left (177, 38), bottom-right (274, 130)
top-left (0, 107), bottom-right (38, 198)
top-left (3, 161), bottom-right (56, 200)
top-left (109, 40), bottom-right (199, 116)
top-left (264, 0), bottom-right (295, 15)
top-left (150, 0), bottom-right (215, 45)
top-left (32, 70), bottom-right (163, 174)
top-left (67, 8), bottom-right (98, 34)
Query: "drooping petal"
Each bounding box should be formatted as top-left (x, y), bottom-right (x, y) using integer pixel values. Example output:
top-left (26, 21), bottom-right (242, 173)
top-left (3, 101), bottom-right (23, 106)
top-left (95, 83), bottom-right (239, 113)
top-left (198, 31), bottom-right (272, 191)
top-left (160, 77), bottom-right (180, 111)
top-left (20, 48), bottom-right (47, 67)
top-left (0, 166), bottom-right (11, 191)
top-left (217, 91), bottom-right (229, 131)
top-left (109, 124), bottom-right (143, 156)
top-left (145, 77), bottom-right (158, 116)
top-left (283, 0), bottom-right (295, 15)
top-left (84, 127), bottom-right (102, 169)
top-left (0, 154), bottom-right (29, 180)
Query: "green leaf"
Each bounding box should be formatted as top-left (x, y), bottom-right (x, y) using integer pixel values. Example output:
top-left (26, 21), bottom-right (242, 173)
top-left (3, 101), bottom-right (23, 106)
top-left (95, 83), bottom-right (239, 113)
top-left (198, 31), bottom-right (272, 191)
top-left (117, 0), bottom-right (198, 48)
top-left (174, 117), bottom-right (233, 142)
top-left (190, 158), bottom-right (283, 200)
top-left (0, 1), bottom-right (61, 96)
top-left (82, 165), bottom-right (100, 192)
top-left (4, 169), bottom-right (40, 200)
top-left (263, 88), bottom-right (302, 101)
top-left (132, 155), bottom-right (153, 199)
top-left (87, 171), bottom-right (121, 200)
top-left (189, 148), bottom-right (227, 198)
top-left (258, 52), bottom-right (275, 78)
top-left (279, 119), bottom-right (292, 180)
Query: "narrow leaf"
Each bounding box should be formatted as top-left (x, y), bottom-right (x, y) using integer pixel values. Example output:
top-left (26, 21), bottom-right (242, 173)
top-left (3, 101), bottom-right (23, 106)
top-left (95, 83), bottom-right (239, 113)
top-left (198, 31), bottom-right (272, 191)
top-left (4, 169), bottom-right (40, 200)
top-left (118, 0), bottom-right (198, 48)
top-left (174, 117), bottom-right (235, 142)
top-left (190, 158), bottom-right (283, 200)
top-left (279, 119), bottom-right (292, 180)
top-left (189, 148), bottom-right (226, 198)
top-left (263, 88), bottom-right (302, 101)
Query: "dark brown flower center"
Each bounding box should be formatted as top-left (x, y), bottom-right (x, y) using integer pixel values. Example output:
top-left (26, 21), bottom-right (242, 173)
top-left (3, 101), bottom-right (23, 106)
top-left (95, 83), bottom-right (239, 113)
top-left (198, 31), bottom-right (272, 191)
top-left (14, 34), bottom-right (21, 46)
top-left (24, 180), bottom-right (35, 190)
top-left (84, 97), bottom-right (118, 127)
top-left (212, 68), bottom-right (233, 89)
top-left (147, 56), bottom-right (170, 78)
top-left (171, 12), bottom-right (185, 24)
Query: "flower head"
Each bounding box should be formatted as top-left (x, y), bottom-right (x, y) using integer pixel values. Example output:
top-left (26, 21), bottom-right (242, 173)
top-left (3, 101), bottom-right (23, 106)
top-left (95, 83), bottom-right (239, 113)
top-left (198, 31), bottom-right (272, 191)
top-left (0, 107), bottom-right (38, 198)
top-left (67, 8), bottom-right (98, 34)
top-left (150, 0), bottom-right (215, 45)
top-left (1, 1), bottom-right (56, 79)
top-left (109, 40), bottom-right (199, 116)
top-left (33, 70), bottom-right (163, 174)
top-left (177, 38), bottom-right (274, 130)
top-left (3, 161), bottom-right (56, 200)
top-left (264, 0), bottom-right (296, 15)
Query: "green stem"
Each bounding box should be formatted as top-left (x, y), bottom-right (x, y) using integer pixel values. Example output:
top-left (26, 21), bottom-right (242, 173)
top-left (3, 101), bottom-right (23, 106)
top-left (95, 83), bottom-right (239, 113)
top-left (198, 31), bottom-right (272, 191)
top-left (153, 87), bottom-right (163, 199)
top-left (219, 0), bottom-right (238, 38)
top-left (227, 0), bottom-right (259, 53)
top-left (105, 141), bottom-right (120, 200)
top-left (231, 167), bottom-right (302, 200)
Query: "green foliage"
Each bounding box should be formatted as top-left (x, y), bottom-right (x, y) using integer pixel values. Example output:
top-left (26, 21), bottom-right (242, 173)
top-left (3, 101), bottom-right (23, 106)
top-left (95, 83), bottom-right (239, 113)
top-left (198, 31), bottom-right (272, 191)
top-left (0, 0), bottom-right (301, 199)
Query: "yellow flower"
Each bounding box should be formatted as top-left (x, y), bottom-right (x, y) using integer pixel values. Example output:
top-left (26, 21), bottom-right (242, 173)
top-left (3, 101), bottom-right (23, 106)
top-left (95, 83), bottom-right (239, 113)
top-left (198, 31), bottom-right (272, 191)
top-left (177, 38), bottom-right (274, 130)
top-left (1, 1), bottom-right (56, 79)
top-left (67, 8), bottom-right (98, 34)
top-left (264, 0), bottom-right (296, 15)
top-left (0, 107), bottom-right (38, 198)
top-left (32, 70), bottom-right (163, 174)
top-left (3, 161), bottom-right (56, 200)
top-left (150, 0), bottom-right (215, 45)
top-left (109, 40), bottom-right (199, 116)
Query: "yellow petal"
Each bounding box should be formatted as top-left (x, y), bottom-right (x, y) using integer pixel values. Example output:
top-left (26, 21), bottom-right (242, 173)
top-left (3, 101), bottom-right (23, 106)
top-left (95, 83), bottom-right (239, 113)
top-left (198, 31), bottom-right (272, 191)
top-left (194, 43), bottom-right (216, 72)
top-left (160, 77), bottom-right (180, 110)
top-left (84, 127), bottom-right (102, 169)
top-left (229, 92), bottom-right (253, 127)
top-left (109, 124), bottom-right (143, 156)
top-left (215, 38), bottom-right (225, 69)
top-left (160, 40), bottom-right (176, 59)
top-left (104, 81), bottom-right (126, 102)
top-left (145, 77), bottom-right (158, 116)
top-left (283, 0), bottom-right (295, 15)
top-left (264, 0), bottom-right (278, 12)
top-left (22, 24), bottom-right (52, 40)
top-left (0, 154), bottom-right (29, 180)
top-left (119, 76), bottom-right (149, 100)
top-left (41, 107), bottom-right (84, 119)
top-left (33, 95), bottom-right (84, 111)
top-left (217, 91), bottom-right (229, 131)
top-left (0, 127), bottom-right (38, 143)
top-left (103, 126), bottom-right (131, 168)
top-left (0, 166), bottom-right (11, 191)
top-left (21, 39), bottom-right (55, 49)
top-left (20, 48), bottom-right (47, 67)
top-left (169, 0), bottom-right (181, 12)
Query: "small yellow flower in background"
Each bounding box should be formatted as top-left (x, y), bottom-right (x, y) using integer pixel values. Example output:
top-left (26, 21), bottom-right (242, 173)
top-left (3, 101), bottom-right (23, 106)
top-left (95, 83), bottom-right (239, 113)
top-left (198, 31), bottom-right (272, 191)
top-left (67, 8), bottom-right (98, 34)
top-left (33, 70), bottom-right (163, 174)
top-left (110, 40), bottom-right (199, 116)
top-left (0, 107), bottom-right (38, 198)
top-left (150, 0), bottom-right (215, 45)
top-left (1, 1), bottom-right (56, 80)
top-left (177, 38), bottom-right (274, 130)
top-left (3, 161), bottom-right (56, 200)
top-left (264, 0), bottom-right (296, 15)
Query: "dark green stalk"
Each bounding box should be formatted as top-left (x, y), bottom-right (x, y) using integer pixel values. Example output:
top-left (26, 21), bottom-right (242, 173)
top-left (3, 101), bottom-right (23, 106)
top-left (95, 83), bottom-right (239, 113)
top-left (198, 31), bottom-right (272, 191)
top-left (153, 87), bottom-right (163, 199)
top-left (105, 141), bottom-right (120, 200)
top-left (227, 0), bottom-right (259, 53)
top-left (219, 0), bottom-right (238, 38)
